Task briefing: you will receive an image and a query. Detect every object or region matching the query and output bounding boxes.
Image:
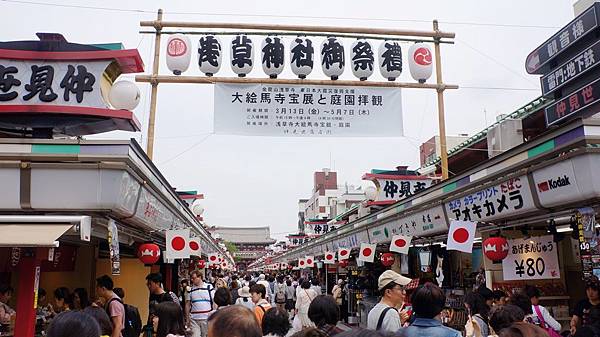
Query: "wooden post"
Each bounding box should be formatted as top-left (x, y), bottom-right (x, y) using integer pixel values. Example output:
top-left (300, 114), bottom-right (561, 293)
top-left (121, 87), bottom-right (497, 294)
top-left (433, 20), bottom-right (449, 180)
top-left (146, 9), bottom-right (163, 160)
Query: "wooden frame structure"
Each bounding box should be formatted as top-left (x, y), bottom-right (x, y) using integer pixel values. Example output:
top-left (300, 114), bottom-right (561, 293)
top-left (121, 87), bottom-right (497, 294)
top-left (136, 9), bottom-right (458, 179)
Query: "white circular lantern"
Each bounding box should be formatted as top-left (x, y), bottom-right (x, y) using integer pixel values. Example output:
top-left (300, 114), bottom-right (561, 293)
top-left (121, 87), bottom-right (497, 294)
top-left (191, 199), bottom-right (205, 216)
top-left (378, 40), bottom-right (403, 81)
top-left (230, 35), bottom-right (253, 77)
top-left (364, 186), bottom-right (377, 201)
top-left (408, 42), bottom-right (433, 83)
top-left (321, 37), bottom-right (345, 80)
top-left (166, 34), bottom-right (191, 75)
top-left (261, 36), bottom-right (285, 78)
top-left (351, 39), bottom-right (374, 81)
top-left (198, 35), bottom-right (222, 76)
top-left (290, 36), bottom-right (314, 79)
top-left (109, 81), bottom-right (140, 110)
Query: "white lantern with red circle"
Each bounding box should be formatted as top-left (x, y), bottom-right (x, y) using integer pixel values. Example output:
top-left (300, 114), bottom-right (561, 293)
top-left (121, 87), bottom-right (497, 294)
top-left (138, 242), bottom-right (161, 265)
top-left (408, 42), bottom-right (433, 83)
top-left (166, 34), bottom-right (191, 75)
top-left (483, 237), bottom-right (509, 262)
top-left (380, 252), bottom-right (395, 267)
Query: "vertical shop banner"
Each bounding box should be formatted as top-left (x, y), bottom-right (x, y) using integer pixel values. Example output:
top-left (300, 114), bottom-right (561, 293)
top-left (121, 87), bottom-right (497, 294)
top-left (445, 176), bottom-right (536, 222)
top-left (577, 207), bottom-right (598, 278)
top-left (214, 83), bottom-right (403, 137)
top-left (502, 235), bottom-right (560, 281)
top-left (108, 219), bottom-right (120, 275)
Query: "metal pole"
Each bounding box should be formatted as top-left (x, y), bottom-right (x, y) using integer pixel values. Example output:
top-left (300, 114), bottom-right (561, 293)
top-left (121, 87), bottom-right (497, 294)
top-left (146, 9), bottom-right (163, 160)
top-left (433, 20), bottom-right (449, 180)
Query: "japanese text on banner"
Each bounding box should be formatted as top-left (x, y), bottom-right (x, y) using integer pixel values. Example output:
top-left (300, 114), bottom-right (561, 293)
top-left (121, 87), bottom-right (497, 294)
top-left (502, 235), bottom-right (560, 281)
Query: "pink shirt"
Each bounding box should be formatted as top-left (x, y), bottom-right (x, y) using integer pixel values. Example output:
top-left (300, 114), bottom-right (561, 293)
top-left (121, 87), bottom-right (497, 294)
top-left (107, 294), bottom-right (125, 337)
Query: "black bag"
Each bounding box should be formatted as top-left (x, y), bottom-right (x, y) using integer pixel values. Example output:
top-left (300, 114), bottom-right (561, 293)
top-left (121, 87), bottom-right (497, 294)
top-left (106, 298), bottom-right (142, 337)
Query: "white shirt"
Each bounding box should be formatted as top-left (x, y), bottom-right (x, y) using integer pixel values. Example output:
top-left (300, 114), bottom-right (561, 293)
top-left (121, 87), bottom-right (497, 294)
top-left (295, 288), bottom-right (317, 314)
top-left (531, 305), bottom-right (562, 331)
top-left (190, 283), bottom-right (215, 320)
top-left (257, 280), bottom-right (272, 301)
top-left (367, 302), bottom-right (401, 332)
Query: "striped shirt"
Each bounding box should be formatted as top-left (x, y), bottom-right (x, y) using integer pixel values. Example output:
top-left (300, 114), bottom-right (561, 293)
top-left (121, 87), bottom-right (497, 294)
top-left (190, 283), bottom-right (215, 320)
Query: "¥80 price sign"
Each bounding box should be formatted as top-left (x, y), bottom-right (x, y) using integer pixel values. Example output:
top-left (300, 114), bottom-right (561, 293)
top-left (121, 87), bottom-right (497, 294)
top-left (502, 235), bottom-right (560, 281)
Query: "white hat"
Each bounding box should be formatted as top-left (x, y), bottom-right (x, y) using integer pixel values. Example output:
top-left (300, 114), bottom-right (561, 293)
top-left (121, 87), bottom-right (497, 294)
top-left (378, 270), bottom-right (412, 290)
top-left (259, 274), bottom-right (266, 280)
top-left (238, 286), bottom-right (251, 297)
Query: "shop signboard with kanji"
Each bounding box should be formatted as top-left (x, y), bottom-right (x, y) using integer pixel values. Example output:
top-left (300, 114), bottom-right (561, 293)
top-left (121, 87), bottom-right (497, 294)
top-left (541, 39), bottom-right (600, 95)
top-left (370, 205), bottom-right (448, 243)
top-left (214, 83), bottom-right (402, 137)
top-left (305, 222), bottom-right (337, 236)
top-left (374, 178), bottom-right (432, 203)
top-left (545, 76), bottom-right (600, 126)
top-left (502, 235), bottom-right (560, 281)
top-left (526, 4), bottom-right (599, 75)
top-left (445, 176), bottom-right (536, 222)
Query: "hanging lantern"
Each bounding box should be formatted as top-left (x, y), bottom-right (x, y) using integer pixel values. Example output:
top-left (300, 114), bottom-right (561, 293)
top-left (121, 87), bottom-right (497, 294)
top-left (137, 242), bottom-right (161, 265)
top-left (351, 39), bottom-right (374, 81)
top-left (166, 34), bottom-right (191, 75)
top-left (288, 264), bottom-right (294, 270)
top-left (231, 35), bottom-right (253, 77)
top-left (198, 35), bottom-right (222, 76)
top-left (380, 252), bottom-right (395, 267)
top-left (321, 36), bottom-right (345, 80)
top-left (290, 36), bottom-right (314, 79)
top-left (198, 259), bottom-right (206, 269)
top-left (338, 259), bottom-right (349, 268)
top-left (378, 40), bottom-right (402, 81)
top-left (261, 36), bottom-right (285, 78)
top-left (483, 237), bottom-right (509, 262)
top-left (418, 249), bottom-right (432, 273)
top-left (109, 81), bottom-right (140, 110)
top-left (408, 43), bottom-right (433, 83)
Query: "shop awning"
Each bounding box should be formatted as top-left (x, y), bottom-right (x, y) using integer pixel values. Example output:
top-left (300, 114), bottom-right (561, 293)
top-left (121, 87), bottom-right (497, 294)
top-left (0, 224), bottom-right (72, 247)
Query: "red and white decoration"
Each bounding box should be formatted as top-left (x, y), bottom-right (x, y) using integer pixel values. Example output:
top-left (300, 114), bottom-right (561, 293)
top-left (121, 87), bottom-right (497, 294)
top-left (338, 247), bottom-right (350, 260)
top-left (446, 220), bottom-right (477, 253)
top-left (166, 33), bottom-right (192, 75)
top-left (198, 259), bottom-right (206, 269)
top-left (137, 242), bottom-right (161, 265)
top-left (380, 252), bottom-right (395, 267)
top-left (298, 258), bottom-right (306, 268)
top-left (358, 243), bottom-right (376, 263)
top-left (390, 234), bottom-right (412, 254)
top-left (324, 251), bottom-right (336, 264)
top-left (305, 256), bottom-right (315, 268)
top-left (408, 42), bottom-right (433, 83)
top-left (166, 229), bottom-right (190, 259)
top-left (188, 237), bottom-right (202, 257)
top-left (208, 253), bottom-right (219, 266)
top-left (338, 259), bottom-right (349, 268)
top-left (483, 237), bottom-right (509, 261)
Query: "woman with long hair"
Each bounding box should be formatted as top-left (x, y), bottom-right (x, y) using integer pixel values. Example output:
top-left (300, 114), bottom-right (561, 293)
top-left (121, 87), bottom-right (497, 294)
top-left (295, 281), bottom-right (318, 329)
top-left (73, 288), bottom-right (91, 310)
top-left (153, 301), bottom-right (187, 337)
top-left (464, 292), bottom-right (491, 337)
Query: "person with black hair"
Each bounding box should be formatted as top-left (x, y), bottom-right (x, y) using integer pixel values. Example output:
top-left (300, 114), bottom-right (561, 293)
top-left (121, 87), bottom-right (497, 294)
top-left (464, 292), bottom-right (490, 337)
top-left (262, 307), bottom-right (291, 337)
top-left (251, 283), bottom-right (272, 328)
top-left (397, 283), bottom-right (461, 337)
top-left (307, 295), bottom-right (352, 336)
top-left (113, 288), bottom-right (142, 337)
top-left (274, 276), bottom-right (287, 311)
top-left (188, 270), bottom-right (215, 337)
top-left (46, 310), bottom-right (101, 337)
top-left (230, 277), bottom-right (240, 305)
top-left (73, 288), bottom-right (91, 311)
top-left (153, 301), bottom-right (187, 337)
top-left (96, 274), bottom-right (124, 337)
top-left (573, 278), bottom-right (600, 335)
top-left (335, 329), bottom-right (395, 337)
top-left (488, 304), bottom-right (525, 335)
top-left (83, 305), bottom-right (114, 336)
top-left (208, 305), bottom-right (262, 337)
top-left (214, 287), bottom-right (231, 310)
top-left (492, 290), bottom-right (508, 307)
top-left (524, 285), bottom-right (561, 332)
top-left (146, 273), bottom-right (180, 323)
top-left (0, 285), bottom-right (14, 324)
top-left (53, 287), bottom-right (73, 313)
top-left (295, 281), bottom-right (317, 329)
top-left (367, 270), bottom-right (411, 332)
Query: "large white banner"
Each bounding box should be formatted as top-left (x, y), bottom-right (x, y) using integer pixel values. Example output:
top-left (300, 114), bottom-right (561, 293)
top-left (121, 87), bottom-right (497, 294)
top-left (502, 235), bottom-right (560, 281)
top-left (214, 83), bottom-right (403, 137)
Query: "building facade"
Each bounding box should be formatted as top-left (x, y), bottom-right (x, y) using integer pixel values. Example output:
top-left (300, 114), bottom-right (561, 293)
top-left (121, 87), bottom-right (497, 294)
top-left (207, 226), bottom-right (276, 270)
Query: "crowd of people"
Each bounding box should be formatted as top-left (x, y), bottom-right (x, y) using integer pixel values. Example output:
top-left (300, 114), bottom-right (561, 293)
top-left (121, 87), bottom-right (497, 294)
top-left (8, 269), bottom-right (600, 337)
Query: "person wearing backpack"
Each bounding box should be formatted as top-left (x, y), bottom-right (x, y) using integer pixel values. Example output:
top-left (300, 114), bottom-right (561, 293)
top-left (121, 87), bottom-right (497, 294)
top-left (96, 275), bottom-right (124, 337)
top-left (250, 283), bottom-right (272, 327)
top-left (187, 271), bottom-right (215, 337)
top-left (366, 270), bottom-right (411, 332)
top-left (114, 288), bottom-right (142, 337)
top-left (274, 276), bottom-right (287, 311)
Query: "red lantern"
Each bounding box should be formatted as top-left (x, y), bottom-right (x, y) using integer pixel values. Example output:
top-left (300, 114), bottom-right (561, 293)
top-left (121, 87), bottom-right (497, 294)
top-left (483, 237), bottom-right (509, 262)
top-left (380, 252), bottom-right (395, 267)
top-left (137, 242), bottom-right (160, 265)
top-left (287, 264), bottom-right (293, 270)
top-left (338, 259), bottom-right (349, 268)
top-left (198, 259), bottom-right (206, 269)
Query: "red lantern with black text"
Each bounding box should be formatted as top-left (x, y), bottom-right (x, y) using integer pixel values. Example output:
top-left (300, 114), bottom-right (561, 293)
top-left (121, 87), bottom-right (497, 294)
top-left (483, 237), bottom-right (509, 262)
top-left (198, 259), bottom-right (206, 269)
top-left (380, 252), bottom-right (394, 267)
top-left (138, 242), bottom-right (160, 265)
top-left (338, 259), bottom-right (349, 268)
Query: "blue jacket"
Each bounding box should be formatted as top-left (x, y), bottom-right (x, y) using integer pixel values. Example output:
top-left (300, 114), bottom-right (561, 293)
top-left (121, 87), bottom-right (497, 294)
top-left (396, 318), bottom-right (462, 337)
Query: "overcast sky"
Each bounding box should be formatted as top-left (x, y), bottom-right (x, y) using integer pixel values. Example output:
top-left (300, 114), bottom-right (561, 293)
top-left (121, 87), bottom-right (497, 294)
top-left (4, 0), bottom-right (575, 240)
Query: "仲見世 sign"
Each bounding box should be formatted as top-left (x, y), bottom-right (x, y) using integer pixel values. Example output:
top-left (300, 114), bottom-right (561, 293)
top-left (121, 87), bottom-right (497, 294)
top-left (214, 83), bottom-right (403, 137)
top-left (502, 235), bottom-right (560, 281)
top-left (545, 76), bottom-right (600, 126)
top-left (374, 178), bottom-right (432, 202)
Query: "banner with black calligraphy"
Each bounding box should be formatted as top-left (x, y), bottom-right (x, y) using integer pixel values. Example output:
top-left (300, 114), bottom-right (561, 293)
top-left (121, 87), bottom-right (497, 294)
top-left (502, 235), bottom-right (560, 281)
top-left (214, 83), bottom-right (402, 137)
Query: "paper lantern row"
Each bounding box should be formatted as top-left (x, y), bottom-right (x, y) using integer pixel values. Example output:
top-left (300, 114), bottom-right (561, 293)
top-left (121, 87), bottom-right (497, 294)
top-left (165, 34), bottom-right (433, 82)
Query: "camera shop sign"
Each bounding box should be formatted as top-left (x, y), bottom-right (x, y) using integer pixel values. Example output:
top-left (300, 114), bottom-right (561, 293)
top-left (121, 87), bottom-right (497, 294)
top-left (502, 235), bottom-right (560, 281)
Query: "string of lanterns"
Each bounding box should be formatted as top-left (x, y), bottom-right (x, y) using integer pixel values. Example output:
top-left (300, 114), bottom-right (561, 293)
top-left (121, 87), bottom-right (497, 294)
top-left (166, 34), bottom-right (433, 83)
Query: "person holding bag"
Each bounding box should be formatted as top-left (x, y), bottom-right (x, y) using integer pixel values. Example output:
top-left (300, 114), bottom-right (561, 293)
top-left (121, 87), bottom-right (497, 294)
top-left (524, 286), bottom-right (561, 337)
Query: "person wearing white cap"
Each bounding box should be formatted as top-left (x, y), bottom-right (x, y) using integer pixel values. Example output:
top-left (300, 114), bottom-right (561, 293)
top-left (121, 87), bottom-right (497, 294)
top-left (235, 285), bottom-right (255, 310)
top-left (367, 270), bottom-right (412, 332)
top-left (257, 274), bottom-right (273, 303)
